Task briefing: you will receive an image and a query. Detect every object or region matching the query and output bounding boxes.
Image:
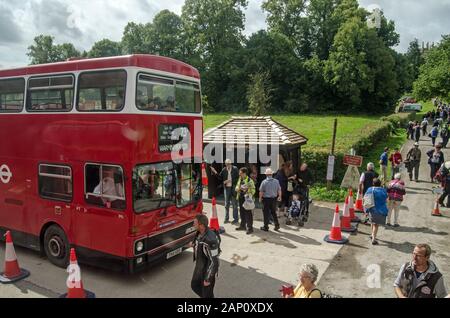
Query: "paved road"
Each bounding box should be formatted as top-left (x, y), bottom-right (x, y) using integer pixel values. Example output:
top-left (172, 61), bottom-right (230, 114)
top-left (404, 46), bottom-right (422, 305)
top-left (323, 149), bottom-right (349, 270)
top-left (0, 200), bottom-right (347, 298)
top-left (318, 134), bottom-right (450, 297)
top-left (1, 134), bottom-right (448, 298)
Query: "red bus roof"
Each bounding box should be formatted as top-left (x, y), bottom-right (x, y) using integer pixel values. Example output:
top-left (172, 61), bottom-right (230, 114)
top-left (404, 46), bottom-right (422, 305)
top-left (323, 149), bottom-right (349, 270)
top-left (0, 54), bottom-right (200, 79)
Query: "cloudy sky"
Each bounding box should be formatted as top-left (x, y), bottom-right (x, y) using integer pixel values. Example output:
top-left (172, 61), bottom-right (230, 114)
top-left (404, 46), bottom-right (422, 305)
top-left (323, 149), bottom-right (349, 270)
top-left (0, 0), bottom-right (449, 69)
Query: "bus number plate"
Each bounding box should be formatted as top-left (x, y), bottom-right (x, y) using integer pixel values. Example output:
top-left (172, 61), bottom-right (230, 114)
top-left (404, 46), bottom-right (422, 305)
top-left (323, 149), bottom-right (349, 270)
top-left (166, 248), bottom-right (182, 260)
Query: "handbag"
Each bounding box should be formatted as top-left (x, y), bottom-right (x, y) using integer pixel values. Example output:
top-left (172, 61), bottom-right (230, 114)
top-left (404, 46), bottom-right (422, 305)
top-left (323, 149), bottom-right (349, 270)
top-left (243, 194), bottom-right (255, 210)
top-left (363, 190), bottom-right (375, 210)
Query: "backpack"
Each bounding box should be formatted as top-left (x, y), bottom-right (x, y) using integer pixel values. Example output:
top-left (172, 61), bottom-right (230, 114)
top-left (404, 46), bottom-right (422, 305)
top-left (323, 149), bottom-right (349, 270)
top-left (431, 127), bottom-right (439, 138)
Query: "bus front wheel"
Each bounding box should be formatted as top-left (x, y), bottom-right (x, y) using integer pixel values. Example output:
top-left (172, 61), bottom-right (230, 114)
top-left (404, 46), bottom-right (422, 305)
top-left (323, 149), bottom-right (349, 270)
top-left (43, 225), bottom-right (70, 268)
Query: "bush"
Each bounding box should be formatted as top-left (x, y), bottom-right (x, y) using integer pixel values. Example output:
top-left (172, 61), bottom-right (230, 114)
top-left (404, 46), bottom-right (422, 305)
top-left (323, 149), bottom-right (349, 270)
top-left (381, 112), bottom-right (416, 129)
top-left (303, 120), bottom-right (392, 183)
top-left (310, 184), bottom-right (348, 202)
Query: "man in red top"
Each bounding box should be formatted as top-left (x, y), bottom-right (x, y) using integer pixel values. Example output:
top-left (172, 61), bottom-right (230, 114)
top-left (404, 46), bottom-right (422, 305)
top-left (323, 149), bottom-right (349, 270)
top-left (389, 148), bottom-right (403, 180)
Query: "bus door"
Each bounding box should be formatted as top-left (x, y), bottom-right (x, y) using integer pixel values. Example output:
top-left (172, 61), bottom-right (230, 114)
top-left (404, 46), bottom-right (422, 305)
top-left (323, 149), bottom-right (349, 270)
top-left (77, 163), bottom-right (129, 257)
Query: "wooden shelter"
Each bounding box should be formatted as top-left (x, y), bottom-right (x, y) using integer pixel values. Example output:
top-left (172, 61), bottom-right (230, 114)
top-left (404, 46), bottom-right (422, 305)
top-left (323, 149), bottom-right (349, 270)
top-left (203, 116), bottom-right (308, 198)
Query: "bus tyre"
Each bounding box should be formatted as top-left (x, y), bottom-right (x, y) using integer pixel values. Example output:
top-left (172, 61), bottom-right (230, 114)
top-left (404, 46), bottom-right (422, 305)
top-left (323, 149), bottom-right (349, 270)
top-left (43, 225), bottom-right (70, 268)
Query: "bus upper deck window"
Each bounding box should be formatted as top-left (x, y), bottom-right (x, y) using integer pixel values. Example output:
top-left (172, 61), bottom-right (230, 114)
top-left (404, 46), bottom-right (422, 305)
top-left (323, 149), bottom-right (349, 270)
top-left (77, 70), bottom-right (127, 112)
top-left (0, 78), bottom-right (25, 113)
top-left (27, 75), bottom-right (74, 112)
top-left (136, 74), bottom-right (201, 113)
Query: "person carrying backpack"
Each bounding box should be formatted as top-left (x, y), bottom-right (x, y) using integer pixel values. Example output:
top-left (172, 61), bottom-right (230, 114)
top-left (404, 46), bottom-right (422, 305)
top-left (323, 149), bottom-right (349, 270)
top-left (359, 163), bottom-right (379, 224)
top-left (430, 126), bottom-right (439, 147)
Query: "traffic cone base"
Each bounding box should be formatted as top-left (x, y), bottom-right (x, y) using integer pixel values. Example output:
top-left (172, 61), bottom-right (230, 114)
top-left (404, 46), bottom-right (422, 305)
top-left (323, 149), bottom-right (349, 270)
top-left (60, 290), bottom-right (96, 299)
top-left (0, 268), bottom-right (30, 284)
top-left (432, 201), bottom-right (442, 217)
top-left (0, 231), bottom-right (30, 284)
top-left (341, 225), bottom-right (357, 233)
top-left (324, 235), bottom-right (349, 245)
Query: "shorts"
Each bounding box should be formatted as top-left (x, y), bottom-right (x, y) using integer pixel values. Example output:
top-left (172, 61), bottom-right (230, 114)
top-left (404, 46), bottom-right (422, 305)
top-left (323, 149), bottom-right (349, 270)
top-left (369, 213), bottom-right (387, 225)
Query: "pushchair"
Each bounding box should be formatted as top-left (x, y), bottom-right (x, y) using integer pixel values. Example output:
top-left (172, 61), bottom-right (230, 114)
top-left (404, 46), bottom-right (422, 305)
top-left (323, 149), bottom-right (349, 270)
top-left (286, 186), bottom-right (311, 227)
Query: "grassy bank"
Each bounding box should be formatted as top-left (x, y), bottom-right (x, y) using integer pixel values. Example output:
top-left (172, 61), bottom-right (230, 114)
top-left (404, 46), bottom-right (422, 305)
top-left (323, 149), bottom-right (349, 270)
top-left (204, 114), bottom-right (380, 152)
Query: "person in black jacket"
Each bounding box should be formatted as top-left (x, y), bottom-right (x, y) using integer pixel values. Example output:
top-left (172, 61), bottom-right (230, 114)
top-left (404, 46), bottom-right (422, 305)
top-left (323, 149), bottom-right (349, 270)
top-left (293, 163), bottom-right (313, 217)
top-left (217, 159), bottom-right (240, 224)
top-left (191, 214), bottom-right (220, 298)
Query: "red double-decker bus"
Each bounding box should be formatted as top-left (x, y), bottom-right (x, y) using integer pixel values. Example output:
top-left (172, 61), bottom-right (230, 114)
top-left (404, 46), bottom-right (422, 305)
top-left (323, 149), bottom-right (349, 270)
top-left (0, 54), bottom-right (204, 273)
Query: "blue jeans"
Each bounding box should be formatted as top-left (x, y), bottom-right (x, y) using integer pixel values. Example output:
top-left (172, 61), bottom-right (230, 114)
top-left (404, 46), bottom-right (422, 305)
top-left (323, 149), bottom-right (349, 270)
top-left (224, 187), bottom-right (238, 222)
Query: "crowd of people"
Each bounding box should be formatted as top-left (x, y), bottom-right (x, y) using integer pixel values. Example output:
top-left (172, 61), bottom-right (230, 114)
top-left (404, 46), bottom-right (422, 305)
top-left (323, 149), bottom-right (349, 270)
top-left (191, 99), bottom-right (450, 299)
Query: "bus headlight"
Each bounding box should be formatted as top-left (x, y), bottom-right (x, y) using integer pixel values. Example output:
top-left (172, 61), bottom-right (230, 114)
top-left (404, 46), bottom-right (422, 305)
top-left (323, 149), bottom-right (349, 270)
top-left (136, 241), bottom-right (144, 253)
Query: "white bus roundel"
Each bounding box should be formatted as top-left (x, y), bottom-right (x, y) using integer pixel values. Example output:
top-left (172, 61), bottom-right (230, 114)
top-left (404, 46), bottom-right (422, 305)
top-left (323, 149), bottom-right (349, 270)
top-left (0, 164), bottom-right (12, 184)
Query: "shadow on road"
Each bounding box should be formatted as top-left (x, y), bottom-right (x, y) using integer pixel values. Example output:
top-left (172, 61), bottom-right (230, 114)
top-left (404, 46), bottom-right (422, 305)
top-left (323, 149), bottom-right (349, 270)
top-left (389, 226), bottom-right (448, 236)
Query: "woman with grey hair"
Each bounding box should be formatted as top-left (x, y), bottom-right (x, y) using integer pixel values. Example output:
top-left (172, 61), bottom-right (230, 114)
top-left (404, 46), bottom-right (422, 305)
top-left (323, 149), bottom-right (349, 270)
top-left (359, 162), bottom-right (379, 224)
top-left (286, 264), bottom-right (322, 298)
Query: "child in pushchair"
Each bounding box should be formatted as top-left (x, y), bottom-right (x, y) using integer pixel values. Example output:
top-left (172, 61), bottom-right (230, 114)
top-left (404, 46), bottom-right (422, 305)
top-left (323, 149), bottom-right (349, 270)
top-left (286, 187), bottom-right (310, 227)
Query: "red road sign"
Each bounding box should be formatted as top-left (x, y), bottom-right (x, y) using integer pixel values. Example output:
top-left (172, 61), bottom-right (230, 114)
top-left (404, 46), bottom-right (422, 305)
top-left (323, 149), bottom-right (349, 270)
top-left (343, 155), bottom-right (363, 167)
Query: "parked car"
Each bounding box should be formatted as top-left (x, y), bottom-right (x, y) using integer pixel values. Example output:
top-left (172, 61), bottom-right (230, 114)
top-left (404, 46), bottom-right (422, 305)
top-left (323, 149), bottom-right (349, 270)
top-left (399, 103), bottom-right (422, 112)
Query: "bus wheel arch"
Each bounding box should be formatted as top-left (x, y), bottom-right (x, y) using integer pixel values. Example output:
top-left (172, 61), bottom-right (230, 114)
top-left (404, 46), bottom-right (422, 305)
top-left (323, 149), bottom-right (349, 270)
top-left (40, 223), bottom-right (70, 268)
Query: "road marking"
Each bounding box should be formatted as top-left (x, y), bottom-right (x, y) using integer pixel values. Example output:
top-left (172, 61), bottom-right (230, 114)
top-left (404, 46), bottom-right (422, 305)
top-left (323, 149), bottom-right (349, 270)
top-left (0, 164), bottom-right (12, 184)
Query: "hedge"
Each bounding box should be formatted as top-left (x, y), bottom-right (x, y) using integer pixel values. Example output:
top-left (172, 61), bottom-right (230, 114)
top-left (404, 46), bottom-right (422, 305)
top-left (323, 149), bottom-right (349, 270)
top-left (302, 112), bottom-right (417, 184)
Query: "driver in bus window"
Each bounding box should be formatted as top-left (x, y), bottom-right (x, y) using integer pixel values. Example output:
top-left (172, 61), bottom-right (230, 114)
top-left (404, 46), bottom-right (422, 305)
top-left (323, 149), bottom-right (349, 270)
top-left (93, 167), bottom-right (124, 203)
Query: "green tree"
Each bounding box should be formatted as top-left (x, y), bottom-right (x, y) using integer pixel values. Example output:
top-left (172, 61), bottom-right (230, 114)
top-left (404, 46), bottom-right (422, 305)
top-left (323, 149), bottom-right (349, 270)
top-left (406, 39), bottom-right (425, 81)
top-left (244, 30), bottom-right (304, 112)
top-left (152, 10), bottom-right (187, 60)
top-left (263, 0), bottom-right (316, 59)
top-left (88, 39), bottom-right (122, 58)
top-left (56, 43), bottom-right (81, 61)
top-left (247, 72), bottom-right (272, 116)
top-left (414, 35), bottom-right (450, 101)
top-left (27, 35), bottom-right (80, 65)
top-left (181, 0), bottom-right (248, 111)
top-left (324, 17), bottom-right (370, 110)
top-left (361, 30), bottom-right (399, 112)
top-left (121, 22), bottom-right (153, 54)
top-left (392, 51), bottom-right (415, 93)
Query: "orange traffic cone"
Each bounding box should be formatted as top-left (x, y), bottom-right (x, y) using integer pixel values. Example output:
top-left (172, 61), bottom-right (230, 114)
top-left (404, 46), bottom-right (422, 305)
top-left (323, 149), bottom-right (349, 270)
top-left (209, 197), bottom-right (225, 234)
top-left (202, 162), bottom-right (208, 186)
top-left (432, 199), bottom-right (442, 217)
top-left (348, 189), bottom-right (361, 223)
top-left (341, 197), bottom-right (357, 233)
top-left (0, 231), bottom-right (30, 284)
top-left (355, 189), bottom-right (364, 213)
top-left (324, 205), bottom-right (348, 244)
top-left (60, 248), bottom-right (95, 298)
